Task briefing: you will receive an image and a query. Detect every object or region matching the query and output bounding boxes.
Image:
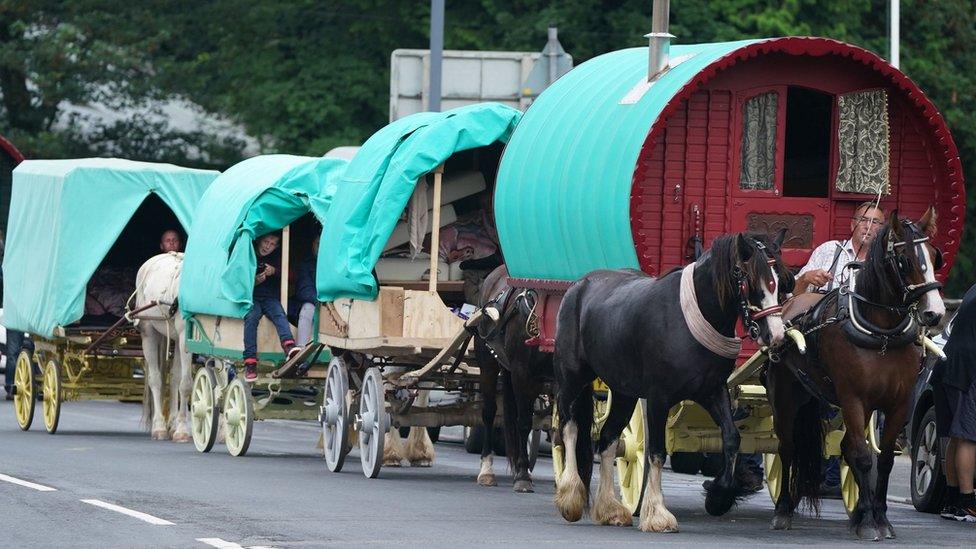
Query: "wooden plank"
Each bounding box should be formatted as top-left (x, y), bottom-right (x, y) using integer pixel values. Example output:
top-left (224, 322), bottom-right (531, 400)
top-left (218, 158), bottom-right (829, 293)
top-left (379, 287), bottom-right (405, 337)
top-left (402, 290), bottom-right (464, 340)
top-left (280, 225), bottom-right (290, 310)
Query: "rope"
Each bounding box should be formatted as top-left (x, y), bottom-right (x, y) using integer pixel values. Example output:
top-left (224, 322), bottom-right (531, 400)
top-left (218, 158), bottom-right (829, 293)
top-left (679, 263), bottom-right (742, 359)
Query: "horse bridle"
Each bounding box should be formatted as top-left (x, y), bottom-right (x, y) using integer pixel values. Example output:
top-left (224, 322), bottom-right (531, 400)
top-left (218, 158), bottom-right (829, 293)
top-left (886, 221), bottom-right (943, 304)
top-left (734, 239), bottom-right (785, 341)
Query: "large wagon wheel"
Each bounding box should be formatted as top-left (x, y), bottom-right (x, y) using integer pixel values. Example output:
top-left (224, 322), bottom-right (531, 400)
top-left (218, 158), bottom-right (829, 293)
top-left (357, 367), bottom-right (389, 479)
top-left (191, 366), bottom-right (220, 453)
top-left (321, 356), bottom-right (352, 472)
top-left (550, 402), bottom-right (564, 485)
top-left (223, 378), bottom-right (254, 457)
top-left (616, 399), bottom-right (646, 515)
top-left (13, 351), bottom-right (35, 431)
top-left (764, 453), bottom-right (783, 504)
top-left (42, 358), bottom-right (62, 434)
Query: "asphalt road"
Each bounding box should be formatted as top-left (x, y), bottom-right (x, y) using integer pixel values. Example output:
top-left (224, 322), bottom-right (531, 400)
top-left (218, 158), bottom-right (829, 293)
top-left (0, 399), bottom-right (972, 548)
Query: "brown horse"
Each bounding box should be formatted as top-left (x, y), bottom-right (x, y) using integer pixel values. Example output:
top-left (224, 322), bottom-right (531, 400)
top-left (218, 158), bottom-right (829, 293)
top-left (768, 207), bottom-right (945, 540)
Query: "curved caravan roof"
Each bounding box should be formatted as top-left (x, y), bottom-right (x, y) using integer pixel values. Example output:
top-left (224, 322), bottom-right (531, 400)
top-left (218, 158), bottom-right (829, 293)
top-left (2, 158), bottom-right (217, 336)
top-left (180, 154), bottom-right (347, 319)
top-left (495, 37), bottom-right (965, 281)
top-left (316, 102), bottom-right (521, 301)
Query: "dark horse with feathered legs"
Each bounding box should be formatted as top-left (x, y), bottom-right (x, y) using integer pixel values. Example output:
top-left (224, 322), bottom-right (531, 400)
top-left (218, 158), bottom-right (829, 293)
top-left (471, 265), bottom-right (552, 493)
top-left (553, 231), bottom-right (792, 532)
top-left (768, 208), bottom-right (945, 540)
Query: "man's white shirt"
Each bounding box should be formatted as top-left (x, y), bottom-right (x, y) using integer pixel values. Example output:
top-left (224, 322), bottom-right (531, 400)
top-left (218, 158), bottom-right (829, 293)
top-left (797, 239), bottom-right (864, 293)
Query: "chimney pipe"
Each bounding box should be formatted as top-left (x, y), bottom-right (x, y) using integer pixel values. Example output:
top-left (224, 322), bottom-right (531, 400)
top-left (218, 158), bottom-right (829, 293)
top-left (646, 0), bottom-right (674, 82)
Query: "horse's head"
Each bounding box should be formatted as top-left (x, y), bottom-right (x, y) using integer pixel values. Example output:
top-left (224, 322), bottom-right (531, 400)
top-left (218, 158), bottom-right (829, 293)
top-left (877, 207), bottom-right (946, 327)
top-left (713, 229), bottom-right (792, 346)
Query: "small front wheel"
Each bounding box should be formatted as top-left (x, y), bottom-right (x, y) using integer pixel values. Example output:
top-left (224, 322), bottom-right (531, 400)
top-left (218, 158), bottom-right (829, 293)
top-left (357, 367), bottom-right (389, 478)
top-left (42, 359), bottom-right (62, 434)
top-left (13, 352), bottom-right (35, 431)
top-left (223, 378), bottom-right (253, 457)
top-left (191, 366), bottom-right (220, 453)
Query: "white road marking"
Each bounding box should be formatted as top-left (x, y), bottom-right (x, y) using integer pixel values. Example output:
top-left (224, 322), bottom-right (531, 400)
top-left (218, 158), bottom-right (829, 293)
top-left (0, 473), bottom-right (57, 491)
top-left (80, 499), bottom-right (174, 525)
top-left (197, 538), bottom-right (277, 549)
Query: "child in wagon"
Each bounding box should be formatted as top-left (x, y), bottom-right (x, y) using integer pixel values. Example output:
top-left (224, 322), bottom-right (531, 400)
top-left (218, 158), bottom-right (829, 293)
top-left (243, 232), bottom-right (301, 381)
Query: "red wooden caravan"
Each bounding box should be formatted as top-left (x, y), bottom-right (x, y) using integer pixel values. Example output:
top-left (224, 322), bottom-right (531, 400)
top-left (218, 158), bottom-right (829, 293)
top-left (494, 37), bottom-right (966, 351)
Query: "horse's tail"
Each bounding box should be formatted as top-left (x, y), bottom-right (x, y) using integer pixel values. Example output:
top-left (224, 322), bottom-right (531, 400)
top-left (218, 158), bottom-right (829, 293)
top-left (789, 398), bottom-right (824, 515)
top-left (500, 368), bottom-right (519, 472)
top-left (573, 381), bottom-right (595, 497)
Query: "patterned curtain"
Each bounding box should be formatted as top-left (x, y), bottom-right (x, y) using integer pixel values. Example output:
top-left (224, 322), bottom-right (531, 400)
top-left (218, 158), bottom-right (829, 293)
top-left (836, 89), bottom-right (890, 194)
top-left (739, 92), bottom-right (778, 190)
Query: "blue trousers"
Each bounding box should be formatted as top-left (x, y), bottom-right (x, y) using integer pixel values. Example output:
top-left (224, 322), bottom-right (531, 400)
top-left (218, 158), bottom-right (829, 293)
top-left (243, 297), bottom-right (293, 361)
top-left (4, 330), bottom-right (34, 391)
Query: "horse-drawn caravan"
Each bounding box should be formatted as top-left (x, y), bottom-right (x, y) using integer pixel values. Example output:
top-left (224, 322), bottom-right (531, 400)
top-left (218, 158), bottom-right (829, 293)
top-left (490, 36), bottom-right (964, 535)
top-left (312, 103), bottom-right (523, 478)
top-left (180, 154), bottom-right (347, 456)
top-left (2, 158), bottom-right (217, 433)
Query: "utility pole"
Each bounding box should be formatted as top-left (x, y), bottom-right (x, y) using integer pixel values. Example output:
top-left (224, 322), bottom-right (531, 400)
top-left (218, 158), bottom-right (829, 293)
top-left (890, 0), bottom-right (900, 68)
top-left (429, 0), bottom-right (444, 112)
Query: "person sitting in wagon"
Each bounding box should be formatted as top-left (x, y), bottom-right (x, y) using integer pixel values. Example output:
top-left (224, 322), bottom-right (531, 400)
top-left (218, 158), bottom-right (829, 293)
top-left (243, 232), bottom-right (301, 381)
top-left (794, 201), bottom-right (885, 294)
top-left (159, 229), bottom-right (182, 253)
top-left (290, 234), bottom-right (319, 376)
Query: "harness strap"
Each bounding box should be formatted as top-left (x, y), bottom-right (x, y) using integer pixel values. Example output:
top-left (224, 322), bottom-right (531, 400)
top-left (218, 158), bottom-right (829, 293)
top-left (679, 264), bottom-right (742, 359)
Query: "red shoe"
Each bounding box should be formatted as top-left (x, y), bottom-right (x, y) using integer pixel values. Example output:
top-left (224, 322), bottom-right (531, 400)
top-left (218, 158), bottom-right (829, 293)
top-left (283, 340), bottom-right (301, 361)
top-left (243, 359), bottom-right (258, 382)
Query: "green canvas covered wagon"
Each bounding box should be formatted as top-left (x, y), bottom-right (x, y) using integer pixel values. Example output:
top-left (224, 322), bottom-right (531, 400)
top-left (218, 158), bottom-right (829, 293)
top-left (2, 158), bottom-right (217, 433)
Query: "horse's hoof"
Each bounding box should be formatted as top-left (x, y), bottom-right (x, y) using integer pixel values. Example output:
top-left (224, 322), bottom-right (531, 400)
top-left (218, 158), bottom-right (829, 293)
top-left (770, 515), bottom-right (792, 530)
top-left (855, 525), bottom-right (881, 542)
top-left (410, 459), bottom-right (432, 468)
top-left (172, 432), bottom-right (191, 443)
top-left (513, 479), bottom-right (534, 493)
top-left (477, 473), bottom-right (497, 487)
top-left (151, 429), bottom-right (170, 441)
top-left (879, 524), bottom-right (896, 539)
top-left (639, 505), bottom-right (678, 533)
top-left (384, 458), bottom-right (403, 467)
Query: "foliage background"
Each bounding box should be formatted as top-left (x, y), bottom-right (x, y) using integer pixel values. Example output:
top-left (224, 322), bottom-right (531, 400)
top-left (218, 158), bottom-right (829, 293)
top-left (1, 0), bottom-right (973, 293)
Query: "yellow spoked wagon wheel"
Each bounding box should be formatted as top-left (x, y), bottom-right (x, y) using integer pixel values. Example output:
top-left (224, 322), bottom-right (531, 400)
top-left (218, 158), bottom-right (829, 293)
top-left (616, 399), bottom-right (646, 515)
top-left (13, 351), bottom-right (35, 431)
top-left (592, 379), bottom-right (612, 437)
top-left (191, 366), bottom-right (220, 453)
top-left (764, 453), bottom-right (782, 504)
top-left (840, 459), bottom-right (860, 516)
top-left (42, 359), bottom-right (62, 434)
top-left (551, 403), bottom-right (564, 485)
top-left (223, 378), bottom-right (253, 457)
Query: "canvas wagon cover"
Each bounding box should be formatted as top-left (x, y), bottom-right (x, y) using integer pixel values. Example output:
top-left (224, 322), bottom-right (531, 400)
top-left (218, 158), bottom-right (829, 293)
top-left (1, 158), bottom-right (218, 337)
top-left (316, 102), bottom-right (521, 302)
top-left (179, 154), bottom-right (347, 319)
top-left (495, 40), bottom-right (759, 281)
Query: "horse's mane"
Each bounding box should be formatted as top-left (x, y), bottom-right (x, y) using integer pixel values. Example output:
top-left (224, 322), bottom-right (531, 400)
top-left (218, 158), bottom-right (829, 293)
top-left (855, 224), bottom-right (900, 302)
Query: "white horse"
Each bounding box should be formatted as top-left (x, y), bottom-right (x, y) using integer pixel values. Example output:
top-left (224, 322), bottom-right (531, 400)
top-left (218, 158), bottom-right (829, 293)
top-left (133, 252), bottom-right (192, 442)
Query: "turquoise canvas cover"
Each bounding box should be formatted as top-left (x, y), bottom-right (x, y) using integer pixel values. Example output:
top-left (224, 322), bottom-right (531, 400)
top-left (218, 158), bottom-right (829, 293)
top-left (1, 158), bottom-right (218, 337)
top-left (317, 102), bottom-right (521, 301)
top-left (495, 40), bottom-right (760, 281)
top-left (180, 154), bottom-right (347, 319)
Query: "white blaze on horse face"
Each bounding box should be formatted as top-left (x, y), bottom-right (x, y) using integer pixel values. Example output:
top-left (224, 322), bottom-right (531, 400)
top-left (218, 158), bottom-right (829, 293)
top-left (919, 246), bottom-right (946, 319)
top-left (761, 268), bottom-right (786, 346)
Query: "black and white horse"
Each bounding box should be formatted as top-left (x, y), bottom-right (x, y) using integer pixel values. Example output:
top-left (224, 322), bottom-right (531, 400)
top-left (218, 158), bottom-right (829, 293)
top-left (552, 231), bottom-right (791, 532)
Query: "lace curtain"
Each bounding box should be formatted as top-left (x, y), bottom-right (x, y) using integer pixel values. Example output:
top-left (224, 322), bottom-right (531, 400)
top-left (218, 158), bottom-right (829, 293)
top-left (836, 89), bottom-right (890, 194)
top-left (739, 92), bottom-right (778, 190)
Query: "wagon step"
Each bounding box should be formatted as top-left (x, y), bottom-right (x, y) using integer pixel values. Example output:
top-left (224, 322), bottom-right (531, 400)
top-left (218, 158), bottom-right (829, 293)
top-left (272, 344), bottom-right (323, 378)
